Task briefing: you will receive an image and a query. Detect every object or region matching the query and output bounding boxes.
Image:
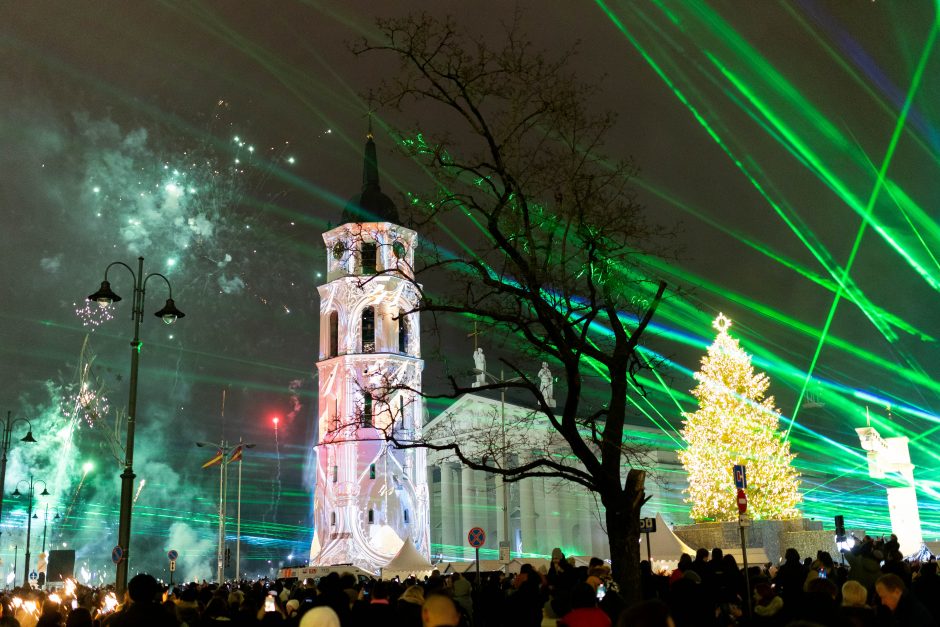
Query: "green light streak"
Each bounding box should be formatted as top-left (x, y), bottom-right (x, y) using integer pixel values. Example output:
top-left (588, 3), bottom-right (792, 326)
top-left (787, 18), bottom-right (938, 439)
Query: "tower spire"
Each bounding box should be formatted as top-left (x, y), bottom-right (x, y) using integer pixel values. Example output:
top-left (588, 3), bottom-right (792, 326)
top-left (362, 132), bottom-right (380, 191)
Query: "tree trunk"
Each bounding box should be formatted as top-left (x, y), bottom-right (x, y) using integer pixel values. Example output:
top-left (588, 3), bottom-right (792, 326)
top-left (606, 469), bottom-right (646, 607)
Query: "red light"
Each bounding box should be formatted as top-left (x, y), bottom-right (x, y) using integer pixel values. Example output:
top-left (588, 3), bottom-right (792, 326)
top-left (273, 417), bottom-right (280, 426)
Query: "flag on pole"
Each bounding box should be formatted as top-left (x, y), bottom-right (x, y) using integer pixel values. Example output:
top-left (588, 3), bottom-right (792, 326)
top-left (201, 449), bottom-right (224, 468)
top-left (228, 445), bottom-right (244, 464)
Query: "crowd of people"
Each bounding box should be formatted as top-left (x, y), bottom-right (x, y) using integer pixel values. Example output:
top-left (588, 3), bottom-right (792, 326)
top-left (0, 537), bottom-right (937, 627)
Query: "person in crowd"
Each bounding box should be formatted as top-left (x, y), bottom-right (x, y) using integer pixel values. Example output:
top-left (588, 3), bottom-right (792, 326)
top-left (881, 548), bottom-right (912, 589)
top-left (616, 600), bottom-right (675, 627)
top-left (64, 608), bottom-right (93, 627)
top-left (175, 587), bottom-right (201, 627)
top-left (557, 583), bottom-right (610, 627)
top-left (874, 573), bottom-right (936, 626)
top-left (843, 536), bottom-right (882, 597)
top-left (838, 580), bottom-right (877, 627)
top-left (668, 554), bottom-right (692, 587)
top-left (505, 563), bottom-right (544, 627)
top-left (667, 567), bottom-right (709, 627)
top-left (395, 584), bottom-right (425, 627)
top-left (422, 594), bottom-right (461, 627)
top-left (104, 573), bottom-right (178, 627)
top-left (35, 600), bottom-right (63, 627)
top-left (548, 548), bottom-right (577, 619)
top-left (773, 548), bottom-right (807, 604)
top-left (639, 561), bottom-right (666, 602)
top-left (689, 549), bottom-right (709, 579)
top-left (451, 572), bottom-right (473, 625)
top-left (794, 577), bottom-right (839, 626)
top-left (203, 597), bottom-right (233, 625)
top-left (751, 581), bottom-right (783, 625)
top-left (718, 555), bottom-right (745, 602)
top-left (298, 606), bottom-right (340, 627)
top-left (0, 596), bottom-right (20, 627)
top-left (350, 579), bottom-right (395, 627)
top-left (310, 574), bottom-right (352, 626)
top-left (912, 560), bottom-right (940, 623)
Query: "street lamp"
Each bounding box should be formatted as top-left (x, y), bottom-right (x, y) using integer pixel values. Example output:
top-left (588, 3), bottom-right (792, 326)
top-left (473, 367), bottom-right (523, 561)
top-left (0, 412), bottom-right (36, 536)
top-left (87, 256), bottom-right (184, 594)
top-left (13, 477), bottom-right (49, 587)
top-left (40, 504), bottom-right (59, 553)
top-left (195, 438), bottom-right (255, 582)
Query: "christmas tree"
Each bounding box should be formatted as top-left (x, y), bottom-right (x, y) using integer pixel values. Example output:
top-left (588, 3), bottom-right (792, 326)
top-left (679, 313), bottom-right (801, 522)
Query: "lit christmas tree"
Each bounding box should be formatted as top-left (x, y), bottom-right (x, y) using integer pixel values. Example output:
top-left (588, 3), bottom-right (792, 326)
top-left (679, 313), bottom-right (801, 522)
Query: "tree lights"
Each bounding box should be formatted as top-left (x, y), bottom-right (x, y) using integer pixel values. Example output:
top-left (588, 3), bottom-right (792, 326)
top-left (679, 314), bottom-right (801, 522)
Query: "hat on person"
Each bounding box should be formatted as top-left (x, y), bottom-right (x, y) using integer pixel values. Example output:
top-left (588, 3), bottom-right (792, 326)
top-left (286, 599), bottom-right (300, 614)
top-left (299, 606), bottom-right (341, 627)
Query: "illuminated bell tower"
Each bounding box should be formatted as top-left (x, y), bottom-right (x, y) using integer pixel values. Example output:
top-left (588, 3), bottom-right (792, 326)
top-left (309, 129), bottom-right (429, 572)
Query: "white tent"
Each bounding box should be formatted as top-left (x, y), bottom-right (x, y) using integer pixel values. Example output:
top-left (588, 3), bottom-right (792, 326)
top-left (381, 538), bottom-right (434, 580)
top-left (646, 513), bottom-right (697, 562)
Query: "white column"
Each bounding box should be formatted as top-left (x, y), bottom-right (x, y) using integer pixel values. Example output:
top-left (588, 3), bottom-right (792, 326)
top-left (439, 463), bottom-right (454, 557)
top-left (544, 480), bottom-right (562, 554)
top-left (496, 475), bottom-right (507, 553)
top-left (447, 464), bottom-right (460, 554)
top-left (520, 475), bottom-right (536, 556)
top-left (577, 491), bottom-right (594, 556)
top-left (533, 477), bottom-right (547, 556)
top-left (461, 466), bottom-right (476, 559)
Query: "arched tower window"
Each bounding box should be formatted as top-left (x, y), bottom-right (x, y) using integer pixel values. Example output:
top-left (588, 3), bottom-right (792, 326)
top-left (361, 242), bottom-right (377, 275)
top-left (361, 307), bottom-right (375, 353)
top-left (362, 392), bottom-right (373, 428)
top-left (398, 310), bottom-right (409, 354)
top-left (401, 396), bottom-right (412, 432)
top-left (328, 311), bottom-right (339, 358)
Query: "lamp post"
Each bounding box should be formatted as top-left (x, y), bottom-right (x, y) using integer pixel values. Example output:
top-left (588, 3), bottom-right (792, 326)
top-left (196, 438), bottom-right (255, 582)
top-left (87, 256), bottom-right (184, 595)
top-left (0, 412), bottom-right (37, 536)
top-left (40, 503), bottom-right (58, 553)
top-left (13, 477), bottom-right (49, 587)
top-left (473, 367), bottom-right (522, 561)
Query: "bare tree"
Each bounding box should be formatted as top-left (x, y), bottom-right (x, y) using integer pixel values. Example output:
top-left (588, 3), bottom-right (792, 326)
top-left (352, 12), bottom-right (675, 601)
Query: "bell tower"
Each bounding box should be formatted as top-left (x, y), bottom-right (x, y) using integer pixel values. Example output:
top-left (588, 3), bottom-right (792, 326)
top-left (309, 130), bottom-right (429, 571)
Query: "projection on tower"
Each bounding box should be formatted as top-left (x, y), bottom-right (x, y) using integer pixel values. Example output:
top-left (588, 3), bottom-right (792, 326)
top-left (309, 131), bottom-right (430, 572)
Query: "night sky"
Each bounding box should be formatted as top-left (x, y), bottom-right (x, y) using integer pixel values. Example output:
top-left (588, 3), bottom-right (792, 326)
top-left (2, 1), bottom-right (939, 581)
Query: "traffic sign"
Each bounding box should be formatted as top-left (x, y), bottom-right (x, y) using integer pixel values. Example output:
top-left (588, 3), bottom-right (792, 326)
top-left (467, 527), bottom-right (486, 548)
top-left (111, 545), bottom-right (124, 564)
top-left (28, 571), bottom-right (37, 581)
top-left (167, 550), bottom-right (179, 561)
top-left (639, 517), bottom-right (657, 533)
top-left (733, 465), bottom-right (747, 490)
top-left (737, 489), bottom-right (748, 514)
top-left (169, 560), bottom-right (176, 572)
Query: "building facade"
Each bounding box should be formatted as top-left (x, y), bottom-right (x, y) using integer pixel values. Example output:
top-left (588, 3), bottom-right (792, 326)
top-left (309, 132), bottom-right (430, 573)
top-left (425, 394), bottom-right (689, 561)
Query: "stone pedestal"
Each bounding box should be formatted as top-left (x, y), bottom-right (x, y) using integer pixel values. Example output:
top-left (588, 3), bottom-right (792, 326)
top-left (673, 518), bottom-right (836, 565)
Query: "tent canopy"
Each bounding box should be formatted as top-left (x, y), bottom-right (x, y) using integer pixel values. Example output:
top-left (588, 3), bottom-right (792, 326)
top-left (381, 538), bottom-right (433, 579)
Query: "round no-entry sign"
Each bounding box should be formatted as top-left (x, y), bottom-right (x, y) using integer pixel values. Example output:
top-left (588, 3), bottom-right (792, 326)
top-left (467, 527), bottom-right (486, 548)
top-left (737, 489), bottom-right (747, 514)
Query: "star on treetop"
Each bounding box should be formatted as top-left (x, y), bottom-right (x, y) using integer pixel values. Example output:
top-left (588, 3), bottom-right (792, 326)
top-left (713, 313), bottom-right (732, 334)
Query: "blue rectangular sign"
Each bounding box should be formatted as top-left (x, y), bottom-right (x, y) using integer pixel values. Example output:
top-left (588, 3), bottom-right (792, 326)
top-left (733, 465), bottom-right (747, 490)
